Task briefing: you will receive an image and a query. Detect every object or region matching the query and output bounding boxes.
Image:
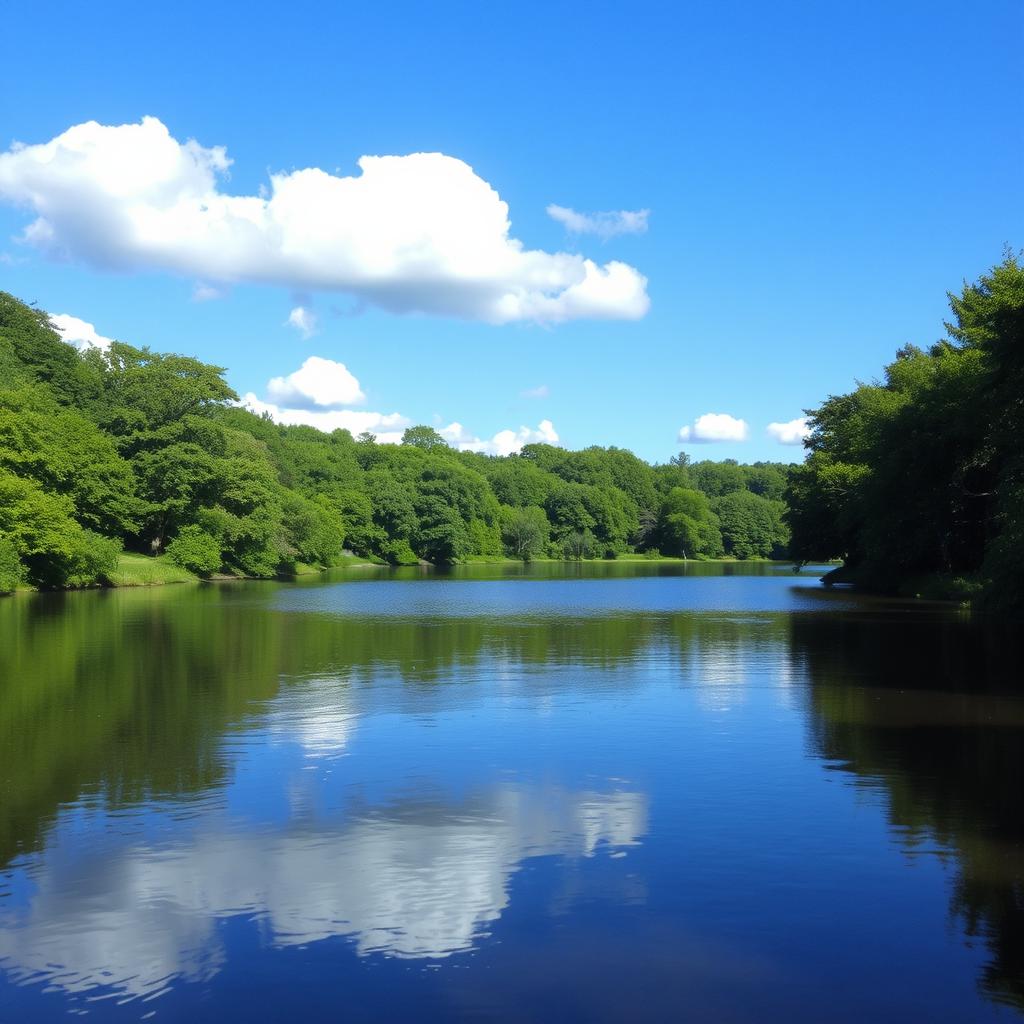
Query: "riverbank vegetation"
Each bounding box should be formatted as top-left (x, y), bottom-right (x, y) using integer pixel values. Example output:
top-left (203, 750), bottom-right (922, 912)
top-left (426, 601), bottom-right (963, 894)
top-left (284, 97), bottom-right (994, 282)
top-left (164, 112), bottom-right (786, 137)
top-left (0, 291), bottom-right (794, 592)
top-left (786, 254), bottom-right (1023, 611)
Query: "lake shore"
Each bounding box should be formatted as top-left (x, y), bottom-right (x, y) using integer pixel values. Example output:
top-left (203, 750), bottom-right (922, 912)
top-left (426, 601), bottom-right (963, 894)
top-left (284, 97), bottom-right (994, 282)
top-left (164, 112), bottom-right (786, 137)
top-left (3, 553), bottom-right (810, 595)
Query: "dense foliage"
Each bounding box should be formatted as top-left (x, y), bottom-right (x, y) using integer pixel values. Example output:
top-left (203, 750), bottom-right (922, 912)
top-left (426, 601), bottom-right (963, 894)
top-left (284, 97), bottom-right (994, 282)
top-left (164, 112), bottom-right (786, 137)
top-left (787, 254), bottom-right (1024, 609)
top-left (0, 291), bottom-right (794, 590)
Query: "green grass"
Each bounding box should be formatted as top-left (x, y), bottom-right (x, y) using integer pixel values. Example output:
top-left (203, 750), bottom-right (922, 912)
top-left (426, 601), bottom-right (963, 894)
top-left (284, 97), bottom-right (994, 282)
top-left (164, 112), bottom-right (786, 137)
top-left (106, 553), bottom-right (198, 587)
top-left (336, 551), bottom-right (387, 566)
top-left (286, 562), bottom-right (324, 577)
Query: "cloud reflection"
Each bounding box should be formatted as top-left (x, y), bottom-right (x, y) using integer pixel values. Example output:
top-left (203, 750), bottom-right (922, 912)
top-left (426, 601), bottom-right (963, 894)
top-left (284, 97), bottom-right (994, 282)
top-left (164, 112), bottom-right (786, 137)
top-left (0, 785), bottom-right (647, 1001)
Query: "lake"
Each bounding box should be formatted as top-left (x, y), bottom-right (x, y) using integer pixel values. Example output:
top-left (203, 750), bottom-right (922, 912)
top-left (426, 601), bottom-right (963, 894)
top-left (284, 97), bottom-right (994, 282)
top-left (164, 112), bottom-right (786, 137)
top-left (1, 563), bottom-right (1022, 1022)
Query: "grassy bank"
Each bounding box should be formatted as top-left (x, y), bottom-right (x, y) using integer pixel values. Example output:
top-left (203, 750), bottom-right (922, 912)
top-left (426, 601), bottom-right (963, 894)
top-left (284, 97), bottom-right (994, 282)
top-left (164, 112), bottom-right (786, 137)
top-left (105, 553), bottom-right (199, 586)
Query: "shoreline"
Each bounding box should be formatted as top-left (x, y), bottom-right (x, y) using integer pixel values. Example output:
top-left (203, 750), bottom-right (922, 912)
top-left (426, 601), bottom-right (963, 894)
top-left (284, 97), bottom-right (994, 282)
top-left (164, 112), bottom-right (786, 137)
top-left (3, 555), bottom-right (813, 596)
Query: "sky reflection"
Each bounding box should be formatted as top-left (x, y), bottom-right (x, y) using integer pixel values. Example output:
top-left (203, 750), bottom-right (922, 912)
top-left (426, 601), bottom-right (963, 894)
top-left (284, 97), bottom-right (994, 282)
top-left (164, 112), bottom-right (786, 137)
top-left (1, 569), bottom-right (1020, 1022)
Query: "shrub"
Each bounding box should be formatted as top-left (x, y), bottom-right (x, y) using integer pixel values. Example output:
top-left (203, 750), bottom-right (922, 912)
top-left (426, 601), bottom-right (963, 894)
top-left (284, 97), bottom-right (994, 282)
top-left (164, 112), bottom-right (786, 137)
top-left (380, 538), bottom-right (418, 565)
top-left (65, 530), bottom-right (121, 587)
top-left (166, 525), bottom-right (222, 575)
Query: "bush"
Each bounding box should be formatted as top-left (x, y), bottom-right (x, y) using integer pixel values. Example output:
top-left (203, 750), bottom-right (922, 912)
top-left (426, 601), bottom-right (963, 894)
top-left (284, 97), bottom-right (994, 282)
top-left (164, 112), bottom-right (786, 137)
top-left (380, 538), bottom-right (418, 565)
top-left (166, 525), bottom-right (222, 575)
top-left (65, 529), bottom-right (121, 587)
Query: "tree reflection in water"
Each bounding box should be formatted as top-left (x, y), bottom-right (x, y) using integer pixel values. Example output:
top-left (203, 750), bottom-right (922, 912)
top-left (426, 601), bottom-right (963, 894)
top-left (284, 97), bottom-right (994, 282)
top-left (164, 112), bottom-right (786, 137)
top-left (792, 612), bottom-right (1024, 1010)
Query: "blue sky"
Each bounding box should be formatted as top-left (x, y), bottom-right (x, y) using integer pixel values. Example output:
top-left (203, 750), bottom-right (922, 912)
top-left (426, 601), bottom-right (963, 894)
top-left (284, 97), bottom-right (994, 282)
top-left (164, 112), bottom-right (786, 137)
top-left (0, 0), bottom-right (1019, 461)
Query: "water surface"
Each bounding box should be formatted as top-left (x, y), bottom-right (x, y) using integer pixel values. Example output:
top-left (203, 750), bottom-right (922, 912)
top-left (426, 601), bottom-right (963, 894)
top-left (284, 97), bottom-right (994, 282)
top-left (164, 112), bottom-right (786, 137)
top-left (1, 563), bottom-right (1022, 1021)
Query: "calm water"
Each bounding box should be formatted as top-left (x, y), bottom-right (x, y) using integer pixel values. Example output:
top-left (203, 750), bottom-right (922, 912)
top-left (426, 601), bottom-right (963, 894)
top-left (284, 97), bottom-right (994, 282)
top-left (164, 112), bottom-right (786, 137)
top-left (1, 563), bottom-right (1022, 1022)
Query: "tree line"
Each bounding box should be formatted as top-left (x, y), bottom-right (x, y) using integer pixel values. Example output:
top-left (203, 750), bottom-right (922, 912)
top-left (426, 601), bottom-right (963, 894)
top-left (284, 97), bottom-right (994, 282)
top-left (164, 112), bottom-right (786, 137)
top-left (785, 254), bottom-right (1023, 611)
top-left (0, 291), bottom-right (794, 591)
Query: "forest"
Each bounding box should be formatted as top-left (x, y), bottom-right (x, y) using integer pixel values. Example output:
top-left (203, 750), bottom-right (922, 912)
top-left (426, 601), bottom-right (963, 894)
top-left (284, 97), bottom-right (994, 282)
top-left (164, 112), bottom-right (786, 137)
top-left (0, 291), bottom-right (793, 592)
top-left (786, 254), bottom-right (1023, 611)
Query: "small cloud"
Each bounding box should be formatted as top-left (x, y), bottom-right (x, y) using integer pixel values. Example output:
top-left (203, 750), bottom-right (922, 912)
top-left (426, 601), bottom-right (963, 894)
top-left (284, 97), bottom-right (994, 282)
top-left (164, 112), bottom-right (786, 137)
top-left (266, 356), bottom-right (364, 409)
top-left (48, 313), bottom-right (114, 352)
top-left (521, 384), bottom-right (549, 399)
top-left (243, 393), bottom-right (407, 443)
top-left (286, 305), bottom-right (317, 338)
top-left (766, 417), bottom-right (811, 445)
top-left (547, 204), bottom-right (650, 240)
top-left (678, 413), bottom-right (749, 444)
top-left (192, 282), bottom-right (224, 302)
top-left (440, 419), bottom-right (559, 456)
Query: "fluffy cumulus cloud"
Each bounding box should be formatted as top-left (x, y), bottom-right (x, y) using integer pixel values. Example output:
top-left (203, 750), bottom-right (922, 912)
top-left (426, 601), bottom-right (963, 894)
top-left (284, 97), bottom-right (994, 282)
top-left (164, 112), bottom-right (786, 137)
top-left (678, 412), bottom-right (749, 444)
top-left (547, 204), bottom-right (650, 239)
top-left (48, 313), bottom-right (114, 351)
top-left (266, 356), bottom-right (365, 408)
top-left (766, 417), bottom-right (812, 445)
top-left (0, 117), bottom-right (650, 324)
top-left (440, 419), bottom-right (559, 457)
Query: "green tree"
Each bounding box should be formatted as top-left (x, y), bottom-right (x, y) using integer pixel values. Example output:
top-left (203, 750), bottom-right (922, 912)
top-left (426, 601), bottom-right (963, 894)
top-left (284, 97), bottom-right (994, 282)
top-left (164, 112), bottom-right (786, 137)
top-left (657, 487), bottom-right (723, 558)
top-left (413, 496), bottom-right (471, 563)
top-left (485, 457), bottom-right (553, 507)
top-left (279, 492), bottom-right (346, 568)
top-left (0, 386), bottom-right (140, 536)
top-left (402, 425), bottom-right (448, 451)
top-left (499, 505), bottom-right (550, 560)
top-left (689, 460), bottom-right (746, 497)
top-left (561, 529), bottom-right (596, 560)
top-left (99, 344), bottom-right (236, 440)
top-left (712, 490), bottom-right (789, 559)
top-left (0, 293), bottom-right (104, 408)
top-left (332, 489), bottom-right (381, 556)
top-left (786, 253), bottom-right (1024, 608)
top-left (545, 482), bottom-right (596, 543)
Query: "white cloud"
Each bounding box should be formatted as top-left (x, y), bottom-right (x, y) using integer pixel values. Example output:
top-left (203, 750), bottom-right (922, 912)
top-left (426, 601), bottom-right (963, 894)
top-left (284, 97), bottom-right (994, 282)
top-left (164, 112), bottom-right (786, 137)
top-left (243, 393), bottom-right (408, 443)
top-left (246, 360), bottom-right (555, 451)
top-left (191, 281), bottom-right (224, 302)
top-left (0, 117), bottom-right (650, 324)
top-left (678, 412), bottom-right (749, 444)
top-left (286, 305), bottom-right (317, 337)
top-left (48, 313), bottom-right (114, 351)
top-left (520, 384), bottom-right (549, 399)
top-left (766, 417), bottom-right (811, 445)
top-left (547, 204), bottom-right (650, 239)
top-left (245, 389), bottom-right (557, 452)
top-left (266, 356), bottom-right (365, 408)
top-left (440, 418), bottom-right (559, 456)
